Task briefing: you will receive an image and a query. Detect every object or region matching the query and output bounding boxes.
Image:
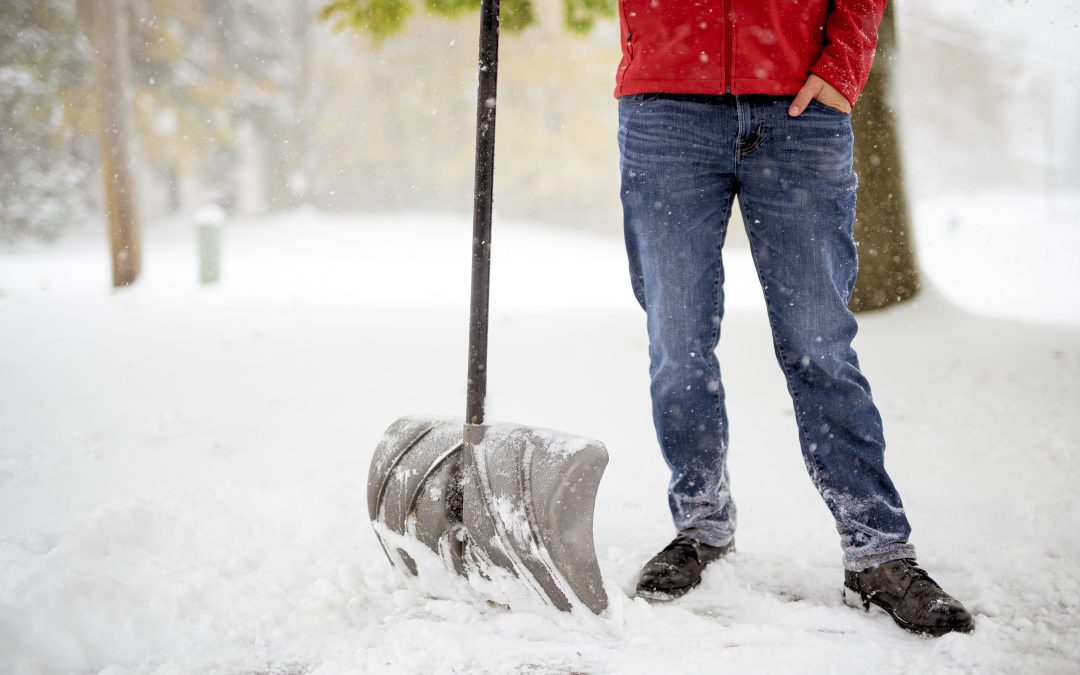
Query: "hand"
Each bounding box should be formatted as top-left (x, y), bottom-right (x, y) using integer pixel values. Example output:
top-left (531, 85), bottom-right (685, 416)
top-left (788, 75), bottom-right (852, 117)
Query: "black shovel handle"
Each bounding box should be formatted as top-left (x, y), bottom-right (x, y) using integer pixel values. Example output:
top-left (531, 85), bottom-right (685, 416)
top-left (465, 0), bottom-right (500, 425)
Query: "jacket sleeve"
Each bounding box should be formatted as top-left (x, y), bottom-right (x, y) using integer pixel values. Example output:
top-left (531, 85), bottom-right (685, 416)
top-left (809, 0), bottom-right (888, 106)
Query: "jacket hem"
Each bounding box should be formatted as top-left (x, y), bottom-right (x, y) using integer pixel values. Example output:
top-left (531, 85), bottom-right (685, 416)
top-left (614, 77), bottom-right (806, 99)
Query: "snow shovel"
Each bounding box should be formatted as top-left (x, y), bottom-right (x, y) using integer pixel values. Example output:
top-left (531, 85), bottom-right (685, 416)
top-left (366, 0), bottom-right (609, 615)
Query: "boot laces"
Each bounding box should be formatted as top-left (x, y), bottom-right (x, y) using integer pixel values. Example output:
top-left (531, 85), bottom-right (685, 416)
top-left (897, 559), bottom-right (935, 585)
top-left (666, 536), bottom-right (697, 549)
top-left (857, 559), bottom-right (936, 609)
top-left (662, 536), bottom-right (702, 562)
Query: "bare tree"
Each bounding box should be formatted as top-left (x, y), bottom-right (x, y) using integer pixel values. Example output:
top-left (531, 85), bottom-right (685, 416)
top-left (850, 3), bottom-right (918, 312)
top-left (87, 0), bottom-right (141, 286)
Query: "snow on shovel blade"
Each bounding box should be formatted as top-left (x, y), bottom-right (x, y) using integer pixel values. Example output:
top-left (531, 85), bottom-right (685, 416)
top-left (368, 416), bottom-right (609, 615)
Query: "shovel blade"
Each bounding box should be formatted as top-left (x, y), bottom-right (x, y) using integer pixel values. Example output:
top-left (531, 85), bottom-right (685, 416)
top-left (368, 416), bottom-right (609, 615)
top-left (462, 423), bottom-right (609, 614)
top-left (368, 416), bottom-right (465, 576)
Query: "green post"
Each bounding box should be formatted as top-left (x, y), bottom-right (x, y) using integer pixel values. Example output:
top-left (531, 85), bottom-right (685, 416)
top-left (195, 205), bottom-right (224, 285)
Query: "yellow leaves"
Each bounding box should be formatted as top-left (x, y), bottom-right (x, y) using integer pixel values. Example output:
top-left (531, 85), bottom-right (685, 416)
top-left (320, 0), bottom-right (614, 41)
top-left (320, 0), bottom-right (415, 42)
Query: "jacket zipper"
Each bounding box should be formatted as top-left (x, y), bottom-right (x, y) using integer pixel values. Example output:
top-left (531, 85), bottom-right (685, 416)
top-left (723, 0), bottom-right (733, 93)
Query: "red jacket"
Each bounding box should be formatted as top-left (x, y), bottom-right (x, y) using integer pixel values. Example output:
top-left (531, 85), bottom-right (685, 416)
top-left (615, 0), bottom-right (886, 106)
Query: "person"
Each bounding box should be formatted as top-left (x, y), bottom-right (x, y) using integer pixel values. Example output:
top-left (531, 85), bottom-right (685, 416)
top-left (615, 0), bottom-right (974, 637)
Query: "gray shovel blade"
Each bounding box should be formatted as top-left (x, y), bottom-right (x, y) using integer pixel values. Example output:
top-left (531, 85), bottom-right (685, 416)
top-left (368, 416), bottom-right (609, 615)
top-left (462, 423), bottom-right (609, 615)
top-left (368, 416), bottom-right (465, 576)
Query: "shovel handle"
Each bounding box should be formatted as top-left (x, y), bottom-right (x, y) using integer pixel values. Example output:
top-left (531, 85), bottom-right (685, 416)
top-left (465, 0), bottom-right (500, 425)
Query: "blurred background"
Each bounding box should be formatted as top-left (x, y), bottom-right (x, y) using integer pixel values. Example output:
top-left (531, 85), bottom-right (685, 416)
top-left (2, 1), bottom-right (1077, 268)
top-left (2, 0), bottom-right (622, 239)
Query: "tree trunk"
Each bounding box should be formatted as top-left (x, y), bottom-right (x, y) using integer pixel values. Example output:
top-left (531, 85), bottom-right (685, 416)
top-left (91, 0), bottom-right (141, 287)
top-left (849, 3), bottom-right (917, 312)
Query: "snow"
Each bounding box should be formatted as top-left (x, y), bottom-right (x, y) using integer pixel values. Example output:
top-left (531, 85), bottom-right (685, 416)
top-left (1, 207), bottom-right (1079, 674)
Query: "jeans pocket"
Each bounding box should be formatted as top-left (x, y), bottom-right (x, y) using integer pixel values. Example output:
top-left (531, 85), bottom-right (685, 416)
top-left (807, 99), bottom-right (851, 117)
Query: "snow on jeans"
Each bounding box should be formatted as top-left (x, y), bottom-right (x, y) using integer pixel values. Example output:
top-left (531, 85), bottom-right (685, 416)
top-left (618, 93), bottom-right (916, 571)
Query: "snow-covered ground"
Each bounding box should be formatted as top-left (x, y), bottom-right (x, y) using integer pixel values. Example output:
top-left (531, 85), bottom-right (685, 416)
top-left (1, 207), bottom-right (1078, 674)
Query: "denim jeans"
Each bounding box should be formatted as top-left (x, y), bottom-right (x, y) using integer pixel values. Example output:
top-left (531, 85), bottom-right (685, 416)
top-left (618, 93), bottom-right (916, 571)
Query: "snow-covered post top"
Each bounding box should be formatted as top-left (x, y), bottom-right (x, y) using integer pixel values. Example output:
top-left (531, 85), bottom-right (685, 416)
top-left (194, 205), bottom-right (225, 285)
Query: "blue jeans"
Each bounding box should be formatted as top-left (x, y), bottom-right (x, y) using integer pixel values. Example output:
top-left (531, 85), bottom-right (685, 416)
top-left (618, 93), bottom-right (915, 571)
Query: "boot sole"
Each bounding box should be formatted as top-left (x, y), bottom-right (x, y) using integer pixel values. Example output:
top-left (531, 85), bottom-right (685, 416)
top-left (842, 585), bottom-right (974, 638)
top-left (636, 578), bottom-right (700, 602)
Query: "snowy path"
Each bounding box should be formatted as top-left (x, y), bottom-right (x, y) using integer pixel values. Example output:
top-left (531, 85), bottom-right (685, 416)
top-left (1, 213), bottom-right (1078, 674)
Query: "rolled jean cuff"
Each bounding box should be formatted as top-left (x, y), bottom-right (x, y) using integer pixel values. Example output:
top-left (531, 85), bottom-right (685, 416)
top-left (843, 543), bottom-right (918, 572)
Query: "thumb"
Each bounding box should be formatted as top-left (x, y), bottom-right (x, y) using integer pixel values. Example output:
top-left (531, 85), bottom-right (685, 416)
top-left (789, 78), bottom-right (822, 117)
